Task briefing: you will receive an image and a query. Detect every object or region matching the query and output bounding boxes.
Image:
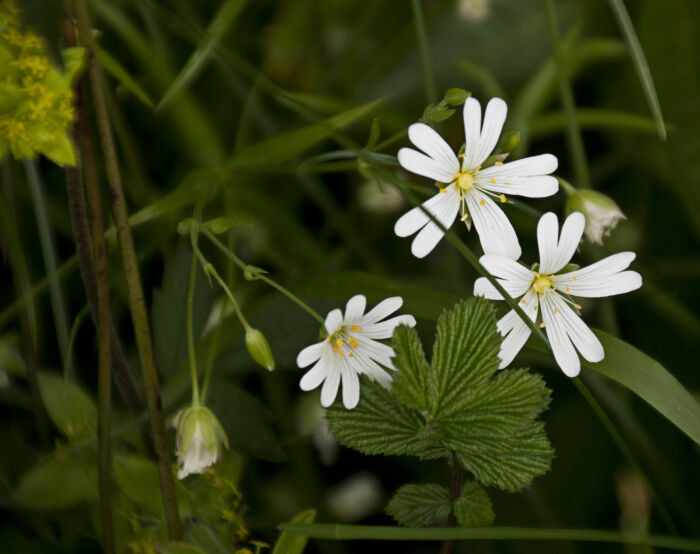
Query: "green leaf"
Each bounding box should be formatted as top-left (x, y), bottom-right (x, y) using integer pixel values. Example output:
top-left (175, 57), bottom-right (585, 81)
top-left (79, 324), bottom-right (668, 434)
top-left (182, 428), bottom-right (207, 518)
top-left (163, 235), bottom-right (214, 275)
top-left (96, 46), bottom-right (154, 108)
top-left (225, 98), bottom-right (383, 171)
top-left (37, 372), bottom-right (97, 441)
top-left (326, 378), bottom-right (445, 459)
top-left (207, 379), bottom-right (285, 462)
top-left (391, 325), bottom-right (432, 412)
top-left (386, 484), bottom-right (451, 527)
top-left (273, 509), bottom-right (317, 554)
top-left (152, 247), bottom-right (214, 379)
top-left (158, 0), bottom-right (249, 111)
top-left (12, 458), bottom-right (98, 509)
top-left (430, 298), bottom-right (501, 419)
top-left (156, 542), bottom-right (208, 554)
top-left (453, 482), bottom-right (494, 527)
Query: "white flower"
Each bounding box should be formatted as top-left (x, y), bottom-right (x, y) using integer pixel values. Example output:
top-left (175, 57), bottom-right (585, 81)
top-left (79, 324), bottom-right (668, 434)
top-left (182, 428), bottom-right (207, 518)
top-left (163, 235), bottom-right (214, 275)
top-left (173, 405), bottom-right (228, 479)
top-left (296, 295), bottom-right (416, 409)
top-left (473, 212), bottom-right (642, 376)
top-left (395, 97), bottom-right (559, 259)
top-left (567, 189), bottom-right (626, 245)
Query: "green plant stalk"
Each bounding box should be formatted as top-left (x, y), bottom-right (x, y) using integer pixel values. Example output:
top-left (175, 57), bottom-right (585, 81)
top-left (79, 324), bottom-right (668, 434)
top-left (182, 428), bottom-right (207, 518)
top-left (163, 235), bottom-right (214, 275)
top-left (63, 303), bottom-right (90, 384)
top-left (544, 0), bottom-right (591, 188)
top-left (74, 0), bottom-right (182, 539)
top-left (606, 0), bottom-right (666, 140)
top-left (200, 227), bottom-right (326, 326)
top-left (573, 377), bottom-right (677, 535)
top-left (187, 237), bottom-right (201, 407)
top-left (440, 451), bottom-right (464, 554)
top-left (24, 159), bottom-right (74, 379)
top-left (278, 524), bottom-right (700, 550)
top-left (410, 0), bottom-right (437, 105)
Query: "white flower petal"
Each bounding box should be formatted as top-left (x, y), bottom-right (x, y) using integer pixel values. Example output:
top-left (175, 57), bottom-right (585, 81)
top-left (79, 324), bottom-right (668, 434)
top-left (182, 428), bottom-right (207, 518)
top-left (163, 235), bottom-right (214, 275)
top-left (361, 296), bottom-right (403, 324)
top-left (394, 184), bottom-right (458, 238)
top-left (352, 348), bottom-right (393, 383)
top-left (477, 154), bottom-right (558, 197)
top-left (300, 354), bottom-right (330, 390)
top-left (341, 361), bottom-right (360, 409)
top-left (496, 290), bottom-right (538, 368)
top-left (466, 191), bottom-right (521, 259)
top-left (538, 212), bottom-right (585, 274)
top-left (320, 366), bottom-right (341, 407)
top-left (344, 294), bottom-right (367, 323)
top-left (324, 308), bottom-right (343, 335)
top-left (410, 193), bottom-right (461, 258)
top-left (398, 147), bottom-right (457, 183)
top-left (473, 277), bottom-right (503, 300)
top-left (462, 97), bottom-right (482, 170)
top-left (359, 338), bottom-right (396, 368)
top-left (547, 292), bottom-right (604, 363)
top-left (297, 341), bottom-right (327, 367)
top-left (540, 293), bottom-right (581, 376)
top-left (480, 254), bottom-right (532, 287)
top-left (462, 97), bottom-right (507, 169)
top-left (407, 123), bottom-right (460, 175)
top-left (358, 314), bottom-right (416, 339)
top-left (555, 252), bottom-right (642, 297)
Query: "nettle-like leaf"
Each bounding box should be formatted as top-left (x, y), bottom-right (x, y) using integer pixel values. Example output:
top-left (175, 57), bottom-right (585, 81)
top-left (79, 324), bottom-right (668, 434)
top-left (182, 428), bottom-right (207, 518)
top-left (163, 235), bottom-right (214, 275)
top-left (454, 481), bottom-right (495, 527)
top-left (327, 298), bottom-right (553, 492)
top-left (386, 484), bottom-right (451, 527)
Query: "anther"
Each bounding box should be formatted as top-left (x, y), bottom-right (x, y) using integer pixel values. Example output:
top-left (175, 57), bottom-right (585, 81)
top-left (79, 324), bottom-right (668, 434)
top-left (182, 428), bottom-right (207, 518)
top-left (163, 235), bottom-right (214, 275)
top-left (495, 161), bottom-right (503, 166)
top-left (490, 177), bottom-right (496, 184)
top-left (480, 198), bottom-right (485, 206)
top-left (566, 286), bottom-right (571, 293)
top-left (572, 275), bottom-right (577, 281)
top-left (500, 194), bottom-right (506, 203)
top-left (439, 188), bottom-right (448, 193)
top-left (539, 322), bottom-right (547, 328)
top-left (351, 325), bottom-right (360, 332)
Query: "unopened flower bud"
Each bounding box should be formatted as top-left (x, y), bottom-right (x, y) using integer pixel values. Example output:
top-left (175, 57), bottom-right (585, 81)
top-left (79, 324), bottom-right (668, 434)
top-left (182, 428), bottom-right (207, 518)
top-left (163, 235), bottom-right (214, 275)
top-left (177, 218), bottom-right (194, 235)
top-left (245, 328), bottom-right (275, 371)
top-left (444, 87), bottom-right (469, 106)
top-left (497, 130), bottom-right (519, 153)
top-left (173, 405), bottom-right (228, 479)
top-left (243, 265), bottom-right (267, 281)
top-left (567, 190), bottom-right (626, 245)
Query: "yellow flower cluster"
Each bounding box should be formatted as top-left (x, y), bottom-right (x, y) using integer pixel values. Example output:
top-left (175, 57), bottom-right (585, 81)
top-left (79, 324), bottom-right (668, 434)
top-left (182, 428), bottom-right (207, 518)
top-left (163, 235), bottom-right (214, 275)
top-left (0, 0), bottom-right (84, 166)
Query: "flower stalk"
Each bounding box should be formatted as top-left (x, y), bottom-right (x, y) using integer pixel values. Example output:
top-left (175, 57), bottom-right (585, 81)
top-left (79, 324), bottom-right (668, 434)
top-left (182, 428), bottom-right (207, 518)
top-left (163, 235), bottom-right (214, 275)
top-left (73, 0), bottom-right (181, 539)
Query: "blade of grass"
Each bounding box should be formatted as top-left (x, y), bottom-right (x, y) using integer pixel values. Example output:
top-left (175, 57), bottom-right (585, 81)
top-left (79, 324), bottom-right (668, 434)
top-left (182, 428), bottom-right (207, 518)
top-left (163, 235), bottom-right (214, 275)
top-left (95, 45), bottom-right (154, 108)
top-left (410, 0), bottom-right (437, 105)
top-left (157, 0), bottom-right (249, 111)
top-left (278, 524), bottom-right (700, 550)
top-left (607, 0), bottom-right (666, 140)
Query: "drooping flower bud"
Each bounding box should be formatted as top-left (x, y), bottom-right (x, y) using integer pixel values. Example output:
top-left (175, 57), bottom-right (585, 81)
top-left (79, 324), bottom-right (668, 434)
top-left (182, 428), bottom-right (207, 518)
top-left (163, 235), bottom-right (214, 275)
top-left (444, 87), bottom-right (470, 106)
top-left (566, 189), bottom-right (626, 245)
top-left (173, 405), bottom-right (228, 479)
top-left (245, 328), bottom-right (275, 371)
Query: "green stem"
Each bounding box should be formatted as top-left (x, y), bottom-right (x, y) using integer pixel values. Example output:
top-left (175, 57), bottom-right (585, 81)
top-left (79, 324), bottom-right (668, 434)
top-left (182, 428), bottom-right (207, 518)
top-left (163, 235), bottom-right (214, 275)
top-left (187, 238), bottom-right (201, 407)
top-left (74, 0), bottom-right (182, 539)
top-left (278, 524), bottom-right (700, 550)
top-left (200, 227), bottom-right (326, 327)
top-left (63, 303), bottom-right (90, 385)
top-left (410, 0), bottom-right (437, 105)
top-left (440, 451), bottom-right (463, 554)
top-left (557, 176), bottom-right (576, 196)
top-left (544, 0), bottom-right (591, 188)
top-left (25, 159), bottom-right (74, 379)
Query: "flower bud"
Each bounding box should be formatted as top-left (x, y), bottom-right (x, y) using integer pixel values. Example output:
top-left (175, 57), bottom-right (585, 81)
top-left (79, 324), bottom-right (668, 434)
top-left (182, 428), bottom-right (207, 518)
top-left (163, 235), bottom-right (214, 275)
top-left (567, 189), bottom-right (626, 245)
top-left (444, 87), bottom-right (469, 106)
top-left (173, 405), bottom-right (228, 479)
top-left (177, 218), bottom-right (194, 235)
top-left (497, 130), bottom-right (519, 153)
top-left (245, 328), bottom-right (275, 371)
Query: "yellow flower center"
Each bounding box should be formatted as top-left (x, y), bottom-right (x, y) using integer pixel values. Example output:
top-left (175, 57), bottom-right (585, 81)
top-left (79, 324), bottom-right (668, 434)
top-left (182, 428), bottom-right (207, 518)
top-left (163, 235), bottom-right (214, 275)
top-left (531, 274), bottom-right (553, 294)
top-left (455, 170), bottom-right (475, 192)
top-left (326, 325), bottom-right (361, 357)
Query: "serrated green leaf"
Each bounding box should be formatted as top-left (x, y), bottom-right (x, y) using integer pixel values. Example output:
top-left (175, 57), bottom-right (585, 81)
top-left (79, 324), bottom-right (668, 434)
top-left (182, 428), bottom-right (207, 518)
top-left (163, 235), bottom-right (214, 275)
top-left (37, 372), bottom-right (96, 441)
top-left (12, 458), bottom-right (98, 509)
top-left (326, 378), bottom-right (445, 459)
top-left (454, 482), bottom-right (494, 527)
top-left (431, 298), bottom-right (501, 419)
top-left (386, 484), bottom-right (451, 527)
top-left (391, 325), bottom-right (432, 412)
top-left (273, 509), bottom-right (317, 554)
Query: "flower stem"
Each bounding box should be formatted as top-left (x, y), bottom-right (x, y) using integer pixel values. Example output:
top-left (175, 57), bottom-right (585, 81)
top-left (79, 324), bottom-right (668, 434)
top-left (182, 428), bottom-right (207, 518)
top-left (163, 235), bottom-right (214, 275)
top-left (440, 451), bottom-right (463, 554)
top-left (544, 0), bottom-right (591, 189)
top-left (410, 0), bottom-right (437, 105)
top-left (74, 0), bottom-right (181, 539)
top-left (200, 227), bottom-right (326, 327)
top-left (187, 237), bottom-right (201, 407)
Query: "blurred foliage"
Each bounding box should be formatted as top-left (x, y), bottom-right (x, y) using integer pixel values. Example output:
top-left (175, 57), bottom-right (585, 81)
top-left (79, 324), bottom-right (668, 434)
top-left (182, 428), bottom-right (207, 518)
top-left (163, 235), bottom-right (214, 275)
top-left (0, 0), bottom-right (699, 553)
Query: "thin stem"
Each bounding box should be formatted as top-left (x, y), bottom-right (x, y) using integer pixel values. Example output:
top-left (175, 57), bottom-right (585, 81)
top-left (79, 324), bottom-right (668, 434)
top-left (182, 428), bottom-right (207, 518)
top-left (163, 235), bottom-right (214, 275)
top-left (557, 176), bottom-right (577, 196)
top-left (200, 299), bottom-right (224, 405)
top-left (63, 303), bottom-right (90, 385)
top-left (544, 0), bottom-right (591, 188)
top-left (25, 159), bottom-right (74, 379)
top-left (187, 239), bottom-right (201, 407)
top-left (410, 0), bottom-right (437, 105)
top-left (74, 0), bottom-right (181, 539)
top-left (440, 451), bottom-right (464, 554)
top-left (200, 227), bottom-right (326, 327)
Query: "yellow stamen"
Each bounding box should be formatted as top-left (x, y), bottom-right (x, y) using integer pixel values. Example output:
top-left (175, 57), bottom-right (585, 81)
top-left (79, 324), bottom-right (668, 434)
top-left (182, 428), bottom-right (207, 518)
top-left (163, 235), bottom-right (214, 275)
top-left (574, 304), bottom-right (582, 310)
top-left (458, 152), bottom-right (466, 158)
top-left (338, 349), bottom-right (344, 356)
top-left (336, 339), bottom-right (343, 347)
top-left (475, 165), bottom-right (481, 172)
top-left (539, 322), bottom-right (547, 328)
top-left (554, 307), bottom-right (559, 314)
top-left (460, 214), bottom-right (469, 222)
top-left (532, 275), bottom-right (552, 294)
top-left (490, 177), bottom-right (496, 184)
top-left (480, 198), bottom-right (485, 207)
top-left (456, 170), bottom-right (475, 192)
top-left (495, 161), bottom-right (503, 166)
top-left (566, 286), bottom-right (571, 293)
top-left (499, 194), bottom-right (506, 203)
top-left (439, 188), bottom-right (448, 193)
top-left (457, 195), bottom-right (463, 201)
top-left (572, 275), bottom-right (577, 281)
top-left (520, 299), bottom-right (527, 305)
top-left (351, 325), bottom-right (360, 332)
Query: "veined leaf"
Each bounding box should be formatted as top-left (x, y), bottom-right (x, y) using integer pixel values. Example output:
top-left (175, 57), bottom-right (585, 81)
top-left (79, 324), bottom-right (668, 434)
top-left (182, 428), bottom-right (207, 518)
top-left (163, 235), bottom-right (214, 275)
top-left (273, 509), bottom-right (317, 554)
top-left (431, 298), bottom-right (501, 419)
top-left (225, 98), bottom-right (383, 171)
top-left (326, 378), bottom-right (446, 459)
top-left (37, 372), bottom-right (96, 441)
top-left (12, 458), bottom-right (98, 509)
top-left (386, 484), bottom-right (451, 527)
top-left (454, 482), bottom-right (494, 527)
top-left (391, 325), bottom-right (432, 412)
